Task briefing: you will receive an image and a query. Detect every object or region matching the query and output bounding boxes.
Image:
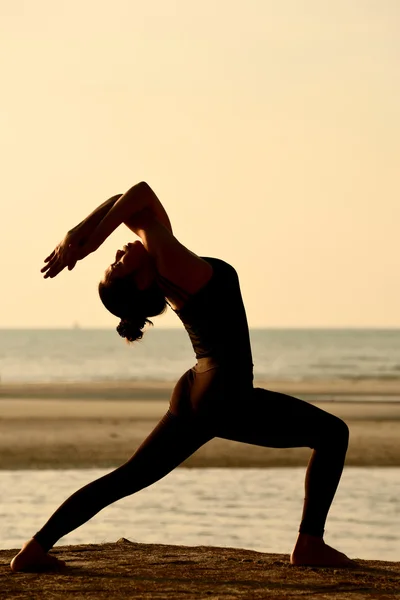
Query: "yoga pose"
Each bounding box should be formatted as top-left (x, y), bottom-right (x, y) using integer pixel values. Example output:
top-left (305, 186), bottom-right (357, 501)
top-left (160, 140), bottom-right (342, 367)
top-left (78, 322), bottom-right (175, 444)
top-left (11, 182), bottom-right (352, 571)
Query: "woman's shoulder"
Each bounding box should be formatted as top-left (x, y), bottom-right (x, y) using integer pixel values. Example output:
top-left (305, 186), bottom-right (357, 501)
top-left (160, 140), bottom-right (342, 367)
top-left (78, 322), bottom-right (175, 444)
top-left (133, 217), bottom-right (213, 301)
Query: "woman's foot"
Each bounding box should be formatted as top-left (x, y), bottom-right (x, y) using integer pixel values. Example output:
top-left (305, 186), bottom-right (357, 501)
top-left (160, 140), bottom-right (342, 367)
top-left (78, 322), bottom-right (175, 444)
top-left (10, 538), bottom-right (66, 572)
top-left (290, 533), bottom-right (355, 567)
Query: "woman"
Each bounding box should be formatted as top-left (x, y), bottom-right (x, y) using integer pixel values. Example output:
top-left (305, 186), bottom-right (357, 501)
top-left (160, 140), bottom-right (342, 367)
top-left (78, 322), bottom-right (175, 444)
top-left (11, 182), bottom-right (353, 571)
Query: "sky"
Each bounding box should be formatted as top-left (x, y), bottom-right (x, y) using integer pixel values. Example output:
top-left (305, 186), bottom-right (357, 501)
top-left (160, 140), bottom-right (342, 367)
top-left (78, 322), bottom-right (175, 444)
top-left (1, 0), bottom-right (399, 328)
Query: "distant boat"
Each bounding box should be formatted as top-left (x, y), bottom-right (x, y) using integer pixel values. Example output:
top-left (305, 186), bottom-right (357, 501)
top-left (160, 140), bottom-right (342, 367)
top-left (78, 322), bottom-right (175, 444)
top-left (72, 322), bottom-right (81, 329)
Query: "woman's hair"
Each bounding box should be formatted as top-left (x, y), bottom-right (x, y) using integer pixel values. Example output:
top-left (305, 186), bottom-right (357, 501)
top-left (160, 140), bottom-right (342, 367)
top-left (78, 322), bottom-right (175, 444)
top-left (98, 274), bottom-right (167, 343)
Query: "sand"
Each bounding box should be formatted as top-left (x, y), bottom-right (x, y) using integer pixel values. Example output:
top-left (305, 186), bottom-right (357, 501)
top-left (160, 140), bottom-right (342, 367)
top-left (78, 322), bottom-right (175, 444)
top-left (1, 539), bottom-right (399, 599)
top-left (0, 380), bottom-right (399, 469)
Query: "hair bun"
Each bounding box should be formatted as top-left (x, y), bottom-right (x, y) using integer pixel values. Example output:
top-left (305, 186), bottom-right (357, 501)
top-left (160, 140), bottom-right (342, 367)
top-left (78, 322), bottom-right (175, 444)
top-left (117, 317), bottom-right (147, 342)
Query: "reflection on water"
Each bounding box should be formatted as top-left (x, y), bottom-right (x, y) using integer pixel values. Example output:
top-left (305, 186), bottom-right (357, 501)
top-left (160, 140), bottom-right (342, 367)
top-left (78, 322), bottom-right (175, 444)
top-left (1, 468), bottom-right (399, 561)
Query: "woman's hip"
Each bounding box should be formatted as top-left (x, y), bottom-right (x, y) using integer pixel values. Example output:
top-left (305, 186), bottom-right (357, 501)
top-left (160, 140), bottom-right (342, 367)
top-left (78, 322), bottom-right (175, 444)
top-left (169, 363), bottom-right (253, 419)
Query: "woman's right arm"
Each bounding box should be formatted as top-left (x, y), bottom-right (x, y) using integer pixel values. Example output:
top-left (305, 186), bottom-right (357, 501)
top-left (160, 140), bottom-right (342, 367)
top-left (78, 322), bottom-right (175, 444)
top-left (86, 182), bottom-right (173, 246)
top-left (41, 182), bottom-right (172, 278)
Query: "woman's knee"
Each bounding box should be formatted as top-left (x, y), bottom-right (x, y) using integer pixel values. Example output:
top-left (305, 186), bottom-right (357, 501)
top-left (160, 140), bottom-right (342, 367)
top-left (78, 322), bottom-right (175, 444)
top-left (309, 412), bottom-right (349, 454)
top-left (335, 416), bottom-right (349, 446)
top-left (322, 414), bottom-right (349, 450)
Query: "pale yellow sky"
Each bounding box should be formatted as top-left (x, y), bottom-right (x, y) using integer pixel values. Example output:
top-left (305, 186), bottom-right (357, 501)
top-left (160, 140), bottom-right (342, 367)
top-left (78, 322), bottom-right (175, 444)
top-left (1, 0), bottom-right (399, 328)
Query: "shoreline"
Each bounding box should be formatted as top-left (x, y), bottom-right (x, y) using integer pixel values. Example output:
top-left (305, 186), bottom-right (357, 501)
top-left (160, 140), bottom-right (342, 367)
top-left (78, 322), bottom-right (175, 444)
top-left (0, 387), bottom-right (399, 469)
top-left (1, 540), bottom-right (399, 599)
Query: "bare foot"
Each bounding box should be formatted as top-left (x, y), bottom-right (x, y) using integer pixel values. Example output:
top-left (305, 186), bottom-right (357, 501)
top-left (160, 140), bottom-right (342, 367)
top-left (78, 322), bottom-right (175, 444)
top-left (290, 533), bottom-right (355, 567)
top-left (10, 538), bottom-right (66, 572)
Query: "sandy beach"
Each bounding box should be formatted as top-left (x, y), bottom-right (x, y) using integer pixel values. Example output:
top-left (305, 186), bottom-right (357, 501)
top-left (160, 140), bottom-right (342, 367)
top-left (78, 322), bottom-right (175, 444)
top-left (0, 380), bottom-right (399, 469)
top-left (1, 539), bottom-right (399, 599)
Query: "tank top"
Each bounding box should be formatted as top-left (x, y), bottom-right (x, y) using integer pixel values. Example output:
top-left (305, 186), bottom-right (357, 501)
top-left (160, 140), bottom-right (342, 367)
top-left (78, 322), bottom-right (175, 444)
top-left (157, 257), bottom-right (254, 381)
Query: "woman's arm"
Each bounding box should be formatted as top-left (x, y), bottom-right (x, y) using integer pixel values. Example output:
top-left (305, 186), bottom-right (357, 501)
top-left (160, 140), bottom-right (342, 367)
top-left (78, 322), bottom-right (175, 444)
top-left (41, 182), bottom-right (172, 278)
top-left (86, 182), bottom-right (172, 248)
top-left (70, 193), bottom-right (123, 238)
top-left (41, 193), bottom-right (123, 278)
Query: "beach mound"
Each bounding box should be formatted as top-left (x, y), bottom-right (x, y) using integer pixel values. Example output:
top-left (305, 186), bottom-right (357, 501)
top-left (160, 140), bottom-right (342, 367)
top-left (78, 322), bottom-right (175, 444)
top-left (1, 539), bottom-right (399, 599)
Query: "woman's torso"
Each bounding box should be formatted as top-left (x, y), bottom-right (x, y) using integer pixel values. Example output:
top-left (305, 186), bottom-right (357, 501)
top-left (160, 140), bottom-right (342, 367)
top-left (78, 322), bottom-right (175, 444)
top-left (135, 215), bottom-right (253, 381)
top-left (157, 257), bottom-right (254, 383)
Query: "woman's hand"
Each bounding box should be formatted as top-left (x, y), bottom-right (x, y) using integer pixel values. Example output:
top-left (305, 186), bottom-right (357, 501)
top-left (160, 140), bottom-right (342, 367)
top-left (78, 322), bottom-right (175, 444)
top-left (40, 226), bottom-right (95, 279)
top-left (40, 193), bottom-right (125, 279)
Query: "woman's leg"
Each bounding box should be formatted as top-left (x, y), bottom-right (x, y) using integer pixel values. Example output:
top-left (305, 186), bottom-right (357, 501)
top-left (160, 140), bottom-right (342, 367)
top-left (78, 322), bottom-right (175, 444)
top-left (11, 410), bottom-right (213, 571)
top-left (215, 387), bottom-right (352, 566)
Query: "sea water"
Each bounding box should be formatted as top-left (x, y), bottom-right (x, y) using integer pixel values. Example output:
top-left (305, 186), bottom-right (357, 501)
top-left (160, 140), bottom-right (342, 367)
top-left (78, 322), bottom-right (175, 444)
top-left (1, 328), bottom-right (400, 385)
top-left (1, 467), bottom-right (399, 561)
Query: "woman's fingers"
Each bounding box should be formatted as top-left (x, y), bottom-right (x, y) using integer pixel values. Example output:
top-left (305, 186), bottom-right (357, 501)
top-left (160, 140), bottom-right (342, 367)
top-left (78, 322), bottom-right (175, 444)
top-left (41, 242), bottom-right (80, 278)
top-left (41, 257), bottom-right (60, 277)
top-left (41, 262), bottom-right (54, 273)
top-left (67, 259), bottom-right (77, 271)
top-left (43, 253), bottom-right (73, 278)
top-left (41, 254), bottom-right (59, 273)
top-left (44, 251), bottom-right (56, 263)
top-left (41, 262), bottom-right (52, 273)
top-left (44, 264), bottom-right (63, 279)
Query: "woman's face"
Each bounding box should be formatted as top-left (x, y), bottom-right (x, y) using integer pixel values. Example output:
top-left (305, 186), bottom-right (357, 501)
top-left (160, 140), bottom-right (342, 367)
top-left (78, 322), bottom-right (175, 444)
top-left (105, 241), bottom-right (155, 289)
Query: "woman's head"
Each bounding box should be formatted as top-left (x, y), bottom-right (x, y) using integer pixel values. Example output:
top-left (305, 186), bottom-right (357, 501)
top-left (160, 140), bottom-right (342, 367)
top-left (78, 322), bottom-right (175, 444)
top-left (98, 242), bottom-right (167, 342)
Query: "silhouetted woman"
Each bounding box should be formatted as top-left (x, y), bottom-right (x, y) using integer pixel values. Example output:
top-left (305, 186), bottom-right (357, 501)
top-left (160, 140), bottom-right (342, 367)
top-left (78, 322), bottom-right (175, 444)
top-left (11, 182), bottom-right (352, 571)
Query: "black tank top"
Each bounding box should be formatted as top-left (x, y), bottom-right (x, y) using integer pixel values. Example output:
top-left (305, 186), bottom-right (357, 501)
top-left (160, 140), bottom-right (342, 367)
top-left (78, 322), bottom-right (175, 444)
top-left (157, 257), bottom-right (254, 380)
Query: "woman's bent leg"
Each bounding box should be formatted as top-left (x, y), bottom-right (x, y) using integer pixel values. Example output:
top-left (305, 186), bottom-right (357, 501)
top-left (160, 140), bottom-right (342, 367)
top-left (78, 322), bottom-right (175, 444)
top-left (215, 387), bottom-right (352, 566)
top-left (11, 410), bottom-right (212, 571)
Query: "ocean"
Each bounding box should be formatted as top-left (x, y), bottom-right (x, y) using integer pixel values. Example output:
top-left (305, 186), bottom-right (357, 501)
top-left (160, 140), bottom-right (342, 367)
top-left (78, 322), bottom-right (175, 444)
top-left (0, 328), bottom-right (400, 385)
top-left (2, 467), bottom-right (399, 561)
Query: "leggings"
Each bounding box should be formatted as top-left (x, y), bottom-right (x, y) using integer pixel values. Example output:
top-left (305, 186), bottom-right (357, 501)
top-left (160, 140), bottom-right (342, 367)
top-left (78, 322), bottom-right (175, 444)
top-left (34, 359), bottom-right (349, 552)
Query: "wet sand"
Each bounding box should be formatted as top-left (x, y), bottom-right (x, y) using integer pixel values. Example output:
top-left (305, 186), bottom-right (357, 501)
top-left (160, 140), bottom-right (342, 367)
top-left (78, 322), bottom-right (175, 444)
top-left (1, 539), bottom-right (399, 599)
top-left (2, 378), bottom-right (400, 401)
top-left (0, 380), bottom-right (399, 469)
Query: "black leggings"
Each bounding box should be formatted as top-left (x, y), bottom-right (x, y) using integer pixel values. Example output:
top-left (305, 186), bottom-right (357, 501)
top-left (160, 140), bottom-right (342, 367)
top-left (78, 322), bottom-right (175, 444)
top-left (34, 360), bottom-right (349, 552)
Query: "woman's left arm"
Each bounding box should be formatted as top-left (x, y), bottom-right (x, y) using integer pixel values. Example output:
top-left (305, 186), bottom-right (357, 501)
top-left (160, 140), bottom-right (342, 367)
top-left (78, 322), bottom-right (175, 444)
top-left (41, 194), bottom-right (123, 279)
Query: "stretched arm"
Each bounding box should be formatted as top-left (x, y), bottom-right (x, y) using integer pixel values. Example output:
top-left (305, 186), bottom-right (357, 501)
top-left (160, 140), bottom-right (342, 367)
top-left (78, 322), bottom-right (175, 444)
top-left (72, 194), bottom-right (123, 237)
top-left (41, 182), bottom-right (171, 279)
top-left (41, 193), bottom-right (122, 278)
top-left (83, 181), bottom-right (172, 253)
